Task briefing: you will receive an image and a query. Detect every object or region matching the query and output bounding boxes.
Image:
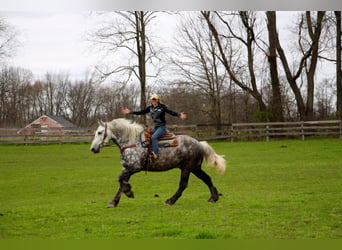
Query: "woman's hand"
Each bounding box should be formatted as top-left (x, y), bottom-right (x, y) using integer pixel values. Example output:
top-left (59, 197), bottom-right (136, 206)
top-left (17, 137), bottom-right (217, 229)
top-left (180, 112), bottom-right (187, 120)
top-left (122, 108), bottom-right (130, 114)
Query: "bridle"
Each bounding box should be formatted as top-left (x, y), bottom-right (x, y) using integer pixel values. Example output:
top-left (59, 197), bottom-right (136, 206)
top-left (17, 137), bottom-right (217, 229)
top-left (99, 122), bottom-right (138, 155)
top-left (101, 122), bottom-right (108, 147)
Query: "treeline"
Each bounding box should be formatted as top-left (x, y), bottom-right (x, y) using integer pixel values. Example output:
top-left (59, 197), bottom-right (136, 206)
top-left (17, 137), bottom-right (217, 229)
top-left (0, 67), bottom-right (139, 127)
top-left (0, 65), bottom-right (336, 128)
top-left (89, 11), bottom-right (341, 125)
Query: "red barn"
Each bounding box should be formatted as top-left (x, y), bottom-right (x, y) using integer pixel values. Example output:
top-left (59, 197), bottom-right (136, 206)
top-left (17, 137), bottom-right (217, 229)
top-left (18, 115), bottom-right (77, 135)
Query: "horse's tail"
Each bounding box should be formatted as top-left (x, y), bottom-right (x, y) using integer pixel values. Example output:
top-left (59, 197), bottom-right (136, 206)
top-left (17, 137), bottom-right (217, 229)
top-left (200, 141), bottom-right (226, 174)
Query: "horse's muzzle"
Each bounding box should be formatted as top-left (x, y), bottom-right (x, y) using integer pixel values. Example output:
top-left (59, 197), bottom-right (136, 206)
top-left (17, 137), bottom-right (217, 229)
top-left (91, 147), bottom-right (99, 154)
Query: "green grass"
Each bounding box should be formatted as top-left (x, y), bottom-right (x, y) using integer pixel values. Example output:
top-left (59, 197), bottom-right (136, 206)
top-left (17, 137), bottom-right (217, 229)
top-left (0, 139), bottom-right (342, 239)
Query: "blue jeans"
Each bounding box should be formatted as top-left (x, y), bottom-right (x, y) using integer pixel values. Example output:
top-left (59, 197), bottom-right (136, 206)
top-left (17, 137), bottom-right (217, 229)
top-left (151, 126), bottom-right (166, 155)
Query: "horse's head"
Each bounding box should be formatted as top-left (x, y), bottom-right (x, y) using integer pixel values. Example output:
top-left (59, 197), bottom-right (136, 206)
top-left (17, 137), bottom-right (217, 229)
top-left (90, 120), bottom-right (112, 153)
top-left (90, 118), bottom-right (143, 154)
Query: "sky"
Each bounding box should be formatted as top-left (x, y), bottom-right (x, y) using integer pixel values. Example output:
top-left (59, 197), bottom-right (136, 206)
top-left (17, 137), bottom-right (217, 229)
top-left (0, 11), bottom-right (336, 82)
top-left (1, 11), bottom-right (102, 80)
top-left (1, 11), bottom-right (182, 81)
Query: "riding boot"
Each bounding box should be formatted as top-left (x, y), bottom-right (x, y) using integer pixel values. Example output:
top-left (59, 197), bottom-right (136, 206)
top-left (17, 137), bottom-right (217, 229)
top-left (151, 151), bottom-right (158, 160)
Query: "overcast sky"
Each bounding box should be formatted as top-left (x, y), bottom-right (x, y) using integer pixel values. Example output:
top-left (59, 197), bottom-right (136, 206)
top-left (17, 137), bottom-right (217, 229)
top-left (1, 11), bottom-right (185, 80)
top-left (0, 11), bottom-right (335, 82)
top-left (1, 11), bottom-right (101, 79)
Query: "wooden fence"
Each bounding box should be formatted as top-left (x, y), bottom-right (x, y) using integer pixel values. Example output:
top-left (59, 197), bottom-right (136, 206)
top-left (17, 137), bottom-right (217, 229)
top-left (0, 120), bottom-right (341, 144)
top-left (0, 127), bottom-right (94, 144)
top-left (170, 120), bottom-right (342, 141)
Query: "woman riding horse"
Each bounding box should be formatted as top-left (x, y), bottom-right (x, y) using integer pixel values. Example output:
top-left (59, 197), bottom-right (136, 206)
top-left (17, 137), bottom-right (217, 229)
top-left (122, 94), bottom-right (187, 159)
top-left (90, 118), bottom-right (226, 207)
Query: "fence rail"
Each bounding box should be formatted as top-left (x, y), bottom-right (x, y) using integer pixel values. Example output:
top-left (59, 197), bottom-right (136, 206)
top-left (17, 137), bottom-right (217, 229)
top-left (0, 120), bottom-right (341, 144)
top-left (0, 127), bottom-right (94, 144)
top-left (169, 120), bottom-right (342, 141)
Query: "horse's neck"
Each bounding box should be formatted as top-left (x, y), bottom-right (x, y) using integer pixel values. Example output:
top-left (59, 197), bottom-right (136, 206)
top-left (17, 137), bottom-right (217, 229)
top-left (108, 120), bottom-right (143, 145)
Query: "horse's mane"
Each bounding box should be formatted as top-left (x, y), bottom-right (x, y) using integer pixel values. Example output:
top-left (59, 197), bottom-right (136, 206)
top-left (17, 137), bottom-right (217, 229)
top-left (108, 118), bottom-right (144, 144)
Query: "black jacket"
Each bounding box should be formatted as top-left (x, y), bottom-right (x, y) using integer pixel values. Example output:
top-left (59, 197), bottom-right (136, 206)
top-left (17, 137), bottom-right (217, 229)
top-left (130, 103), bottom-right (180, 127)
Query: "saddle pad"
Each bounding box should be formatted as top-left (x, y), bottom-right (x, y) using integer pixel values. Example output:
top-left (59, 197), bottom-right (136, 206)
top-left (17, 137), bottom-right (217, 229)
top-left (141, 139), bottom-right (179, 148)
top-left (140, 129), bottom-right (178, 148)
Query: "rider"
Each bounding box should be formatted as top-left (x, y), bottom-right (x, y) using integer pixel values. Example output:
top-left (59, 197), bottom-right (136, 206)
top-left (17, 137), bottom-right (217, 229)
top-left (122, 94), bottom-right (187, 159)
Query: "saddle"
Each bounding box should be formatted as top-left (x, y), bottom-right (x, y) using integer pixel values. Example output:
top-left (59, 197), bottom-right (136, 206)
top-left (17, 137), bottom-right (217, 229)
top-left (140, 128), bottom-right (178, 148)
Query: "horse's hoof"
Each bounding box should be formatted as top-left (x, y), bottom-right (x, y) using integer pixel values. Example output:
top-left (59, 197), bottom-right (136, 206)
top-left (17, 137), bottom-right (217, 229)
top-left (165, 199), bottom-right (174, 206)
top-left (107, 203), bottom-right (117, 208)
top-left (208, 197), bottom-right (218, 203)
top-left (125, 191), bottom-right (134, 198)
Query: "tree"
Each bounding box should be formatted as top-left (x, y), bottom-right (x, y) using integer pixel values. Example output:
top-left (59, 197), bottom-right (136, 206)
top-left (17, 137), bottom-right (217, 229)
top-left (0, 17), bottom-right (18, 61)
top-left (90, 11), bottom-right (160, 124)
top-left (66, 79), bottom-right (97, 126)
top-left (266, 11), bottom-right (284, 122)
top-left (335, 11), bottom-right (342, 119)
top-left (171, 13), bottom-right (227, 125)
top-left (269, 11), bottom-right (326, 120)
top-left (300, 11), bottom-right (326, 119)
top-left (43, 72), bottom-right (70, 117)
top-left (0, 66), bottom-right (33, 127)
top-left (201, 11), bottom-right (267, 115)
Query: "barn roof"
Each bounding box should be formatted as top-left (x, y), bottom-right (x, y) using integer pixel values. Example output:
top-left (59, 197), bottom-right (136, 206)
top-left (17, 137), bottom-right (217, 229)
top-left (45, 115), bottom-right (77, 128)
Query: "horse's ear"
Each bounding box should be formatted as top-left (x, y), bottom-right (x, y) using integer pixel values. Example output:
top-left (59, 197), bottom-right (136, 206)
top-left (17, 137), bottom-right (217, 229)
top-left (98, 120), bottom-right (105, 126)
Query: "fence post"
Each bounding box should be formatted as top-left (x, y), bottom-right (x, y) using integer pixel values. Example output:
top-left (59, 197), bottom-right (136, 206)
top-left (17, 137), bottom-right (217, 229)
top-left (230, 124), bottom-right (234, 142)
top-left (195, 125), bottom-right (200, 139)
top-left (340, 120), bottom-right (342, 140)
top-left (266, 125), bottom-right (270, 142)
top-left (301, 121), bottom-right (305, 141)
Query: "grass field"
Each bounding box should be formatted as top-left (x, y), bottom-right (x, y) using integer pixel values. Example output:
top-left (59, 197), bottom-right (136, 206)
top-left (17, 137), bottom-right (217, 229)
top-left (0, 138), bottom-right (342, 239)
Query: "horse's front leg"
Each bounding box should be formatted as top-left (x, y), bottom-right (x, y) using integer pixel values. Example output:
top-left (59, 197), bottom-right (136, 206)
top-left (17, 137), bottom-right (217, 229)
top-left (107, 187), bottom-right (123, 208)
top-left (107, 168), bottom-right (137, 208)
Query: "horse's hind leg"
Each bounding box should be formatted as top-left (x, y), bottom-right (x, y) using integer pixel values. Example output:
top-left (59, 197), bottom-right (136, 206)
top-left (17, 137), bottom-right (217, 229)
top-left (192, 167), bottom-right (219, 203)
top-left (165, 168), bottom-right (190, 206)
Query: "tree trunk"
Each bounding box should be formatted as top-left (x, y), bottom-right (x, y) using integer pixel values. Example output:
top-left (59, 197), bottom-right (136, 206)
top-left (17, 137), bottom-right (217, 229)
top-left (266, 11), bottom-right (284, 122)
top-left (305, 11), bottom-right (325, 120)
top-left (135, 11), bottom-right (147, 124)
top-left (335, 11), bottom-right (342, 119)
top-left (272, 12), bottom-right (307, 120)
top-left (201, 11), bottom-right (267, 112)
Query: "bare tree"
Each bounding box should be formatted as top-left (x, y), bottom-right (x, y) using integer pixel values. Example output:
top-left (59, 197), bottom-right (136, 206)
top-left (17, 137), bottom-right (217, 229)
top-left (0, 66), bottom-right (33, 127)
top-left (300, 11), bottom-right (326, 119)
top-left (315, 78), bottom-right (335, 119)
top-left (67, 78), bottom-right (96, 127)
top-left (335, 11), bottom-right (342, 119)
top-left (42, 72), bottom-right (70, 117)
top-left (0, 17), bottom-right (18, 61)
top-left (271, 11), bottom-right (326, 120)
top-left (95, 82), bottom-right (140, 122)
top-left (201, 11), bottom-right (267, 116)
top-left (266, 11), bottom-right (284, 121)
top-left (171, 13), bottom-right (227, 125)
top-left (90, 11), bottom-right (160, 124)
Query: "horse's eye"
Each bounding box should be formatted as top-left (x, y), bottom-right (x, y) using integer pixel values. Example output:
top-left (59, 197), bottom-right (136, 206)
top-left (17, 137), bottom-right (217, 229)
top-left (98, 131), bottom-right (103, 135)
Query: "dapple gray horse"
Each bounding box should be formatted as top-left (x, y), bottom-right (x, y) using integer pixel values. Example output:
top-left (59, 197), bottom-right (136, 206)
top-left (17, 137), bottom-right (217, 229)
top-left (90, 118), bottom-right (226, 207)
